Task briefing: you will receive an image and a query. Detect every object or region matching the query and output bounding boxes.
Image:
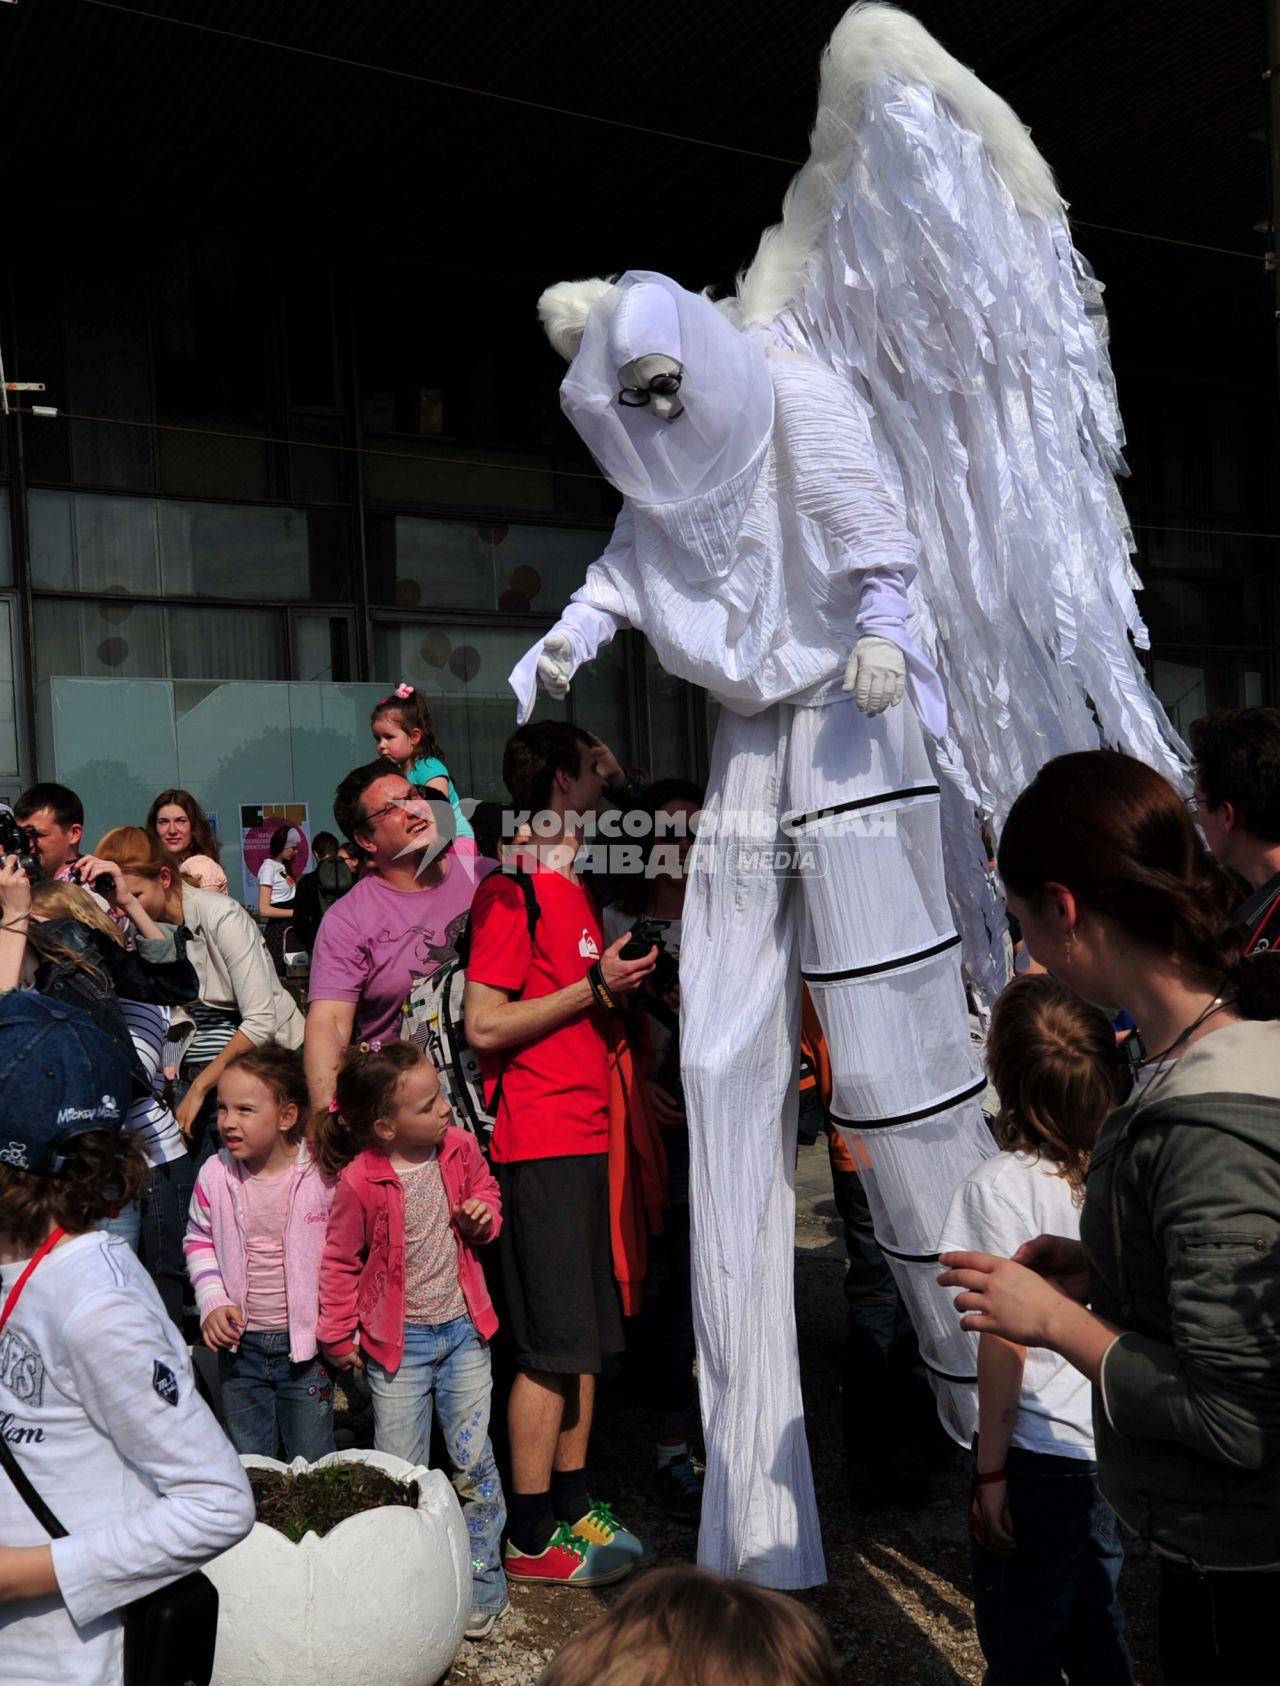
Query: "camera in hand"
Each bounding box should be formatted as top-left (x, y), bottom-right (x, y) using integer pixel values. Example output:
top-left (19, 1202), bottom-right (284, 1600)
top-left (620, 915), bottom-right (679, 993)
top-left (69, 862), bottom-right (117, 898)
top-left (0, 806), bottom-right (42, 883)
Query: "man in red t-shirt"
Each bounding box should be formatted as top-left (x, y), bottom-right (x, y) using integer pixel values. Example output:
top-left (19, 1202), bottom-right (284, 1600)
top-left (466, 722), bottom-right (656, 1587)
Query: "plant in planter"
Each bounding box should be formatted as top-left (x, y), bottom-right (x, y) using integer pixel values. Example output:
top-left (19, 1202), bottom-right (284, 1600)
top-left (204, 1449), bottom-right (470, 1685)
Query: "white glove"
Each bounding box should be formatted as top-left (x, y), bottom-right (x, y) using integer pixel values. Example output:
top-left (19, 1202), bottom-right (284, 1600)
top-left (536, 632), bottom-right (574, 699)
top-left (842, 635), bottom-right (907, 717)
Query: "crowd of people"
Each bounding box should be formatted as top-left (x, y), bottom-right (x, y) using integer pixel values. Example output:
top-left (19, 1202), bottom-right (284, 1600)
top-left (1, 688), bottom-right (1279, 1683)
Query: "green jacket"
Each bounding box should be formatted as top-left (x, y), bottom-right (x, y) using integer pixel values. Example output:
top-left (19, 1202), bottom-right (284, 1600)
top-left (1081, 1019), bottom-right (1280, 1569)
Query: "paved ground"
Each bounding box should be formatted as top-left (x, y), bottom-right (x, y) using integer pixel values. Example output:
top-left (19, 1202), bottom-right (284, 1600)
top-left (423, 1138), bottom-right (1162, 1682)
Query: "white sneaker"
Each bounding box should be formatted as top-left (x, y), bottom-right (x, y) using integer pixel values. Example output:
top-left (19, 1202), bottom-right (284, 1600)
top-left (464, 1602), bottom-right (510, 1641)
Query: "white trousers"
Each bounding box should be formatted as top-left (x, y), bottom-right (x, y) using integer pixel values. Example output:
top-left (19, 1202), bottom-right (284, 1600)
top-left (681, 695), bottom-right (991, 1589)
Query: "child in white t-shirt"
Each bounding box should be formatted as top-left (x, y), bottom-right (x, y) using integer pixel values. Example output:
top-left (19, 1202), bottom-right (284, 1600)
top-left (0, 992), bottom-right (252, 1686)
top-left (940, 973), bottom-right (1134, 1686)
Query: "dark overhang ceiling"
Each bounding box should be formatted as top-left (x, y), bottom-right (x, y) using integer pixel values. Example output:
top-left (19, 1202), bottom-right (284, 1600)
top-left (3, 0), bottom-right (1272, 376)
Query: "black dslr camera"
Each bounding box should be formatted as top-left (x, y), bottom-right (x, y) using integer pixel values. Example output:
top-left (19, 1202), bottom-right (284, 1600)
top-left (0, 806), bottom-right (41, 883)
top-left (619, 915), bottom-right (679, 994)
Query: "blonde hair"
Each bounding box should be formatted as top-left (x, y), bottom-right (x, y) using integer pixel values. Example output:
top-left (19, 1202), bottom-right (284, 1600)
top-left (536, 1567), bottom-right (838, 1686)
top-left (984, 973), bottom-right (1128, 1190)
top-left (30, 879), bottom-right (124, 948)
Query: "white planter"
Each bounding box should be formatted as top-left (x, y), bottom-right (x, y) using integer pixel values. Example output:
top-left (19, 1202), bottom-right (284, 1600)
top-left (206, 1449), bottom-right (470, 1685)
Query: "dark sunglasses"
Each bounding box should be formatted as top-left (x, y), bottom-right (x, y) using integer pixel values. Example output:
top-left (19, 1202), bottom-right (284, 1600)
top-left (618, 367), bottom-right (684, 407)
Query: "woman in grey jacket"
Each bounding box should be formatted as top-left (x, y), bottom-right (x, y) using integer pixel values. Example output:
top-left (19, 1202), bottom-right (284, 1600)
top-left (940, 750), bottom-right (1280, 1686)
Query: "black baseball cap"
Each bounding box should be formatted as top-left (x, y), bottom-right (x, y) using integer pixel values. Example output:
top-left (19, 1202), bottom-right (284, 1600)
top-left (0, 993), bottom-right (131, 1175)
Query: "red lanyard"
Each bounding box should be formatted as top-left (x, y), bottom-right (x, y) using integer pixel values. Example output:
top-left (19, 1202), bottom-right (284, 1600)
top-left (1246, 890), bottom-right (1280, 956)
top-left (0, 1228), bottom-right (66, 1337)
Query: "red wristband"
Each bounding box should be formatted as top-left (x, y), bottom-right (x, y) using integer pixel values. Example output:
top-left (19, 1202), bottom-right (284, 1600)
top-left (975, 1469), bottom-right (1007, 1485)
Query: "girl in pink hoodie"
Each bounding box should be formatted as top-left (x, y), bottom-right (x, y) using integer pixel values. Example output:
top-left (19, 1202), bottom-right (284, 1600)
top-left (184, 1041), bottom-right (336, 1462)
top-left (314, 1040), bottom-right (508, 1639)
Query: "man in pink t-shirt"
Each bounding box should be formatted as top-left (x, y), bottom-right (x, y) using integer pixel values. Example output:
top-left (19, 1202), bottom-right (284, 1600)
top-left (303, 762), bottom-right (495, 1108)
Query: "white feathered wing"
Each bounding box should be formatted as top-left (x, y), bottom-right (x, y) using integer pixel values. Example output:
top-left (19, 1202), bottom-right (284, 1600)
top-left (733, 2), bottom-right (1186, 998)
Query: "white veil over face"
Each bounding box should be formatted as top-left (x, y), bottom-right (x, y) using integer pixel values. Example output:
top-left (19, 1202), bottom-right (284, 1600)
top-left (559, 271), bottom-right (774, 508)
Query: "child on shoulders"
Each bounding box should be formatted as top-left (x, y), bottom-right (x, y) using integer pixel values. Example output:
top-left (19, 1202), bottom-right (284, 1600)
top-left (370, 683), bottom-right (475, 841)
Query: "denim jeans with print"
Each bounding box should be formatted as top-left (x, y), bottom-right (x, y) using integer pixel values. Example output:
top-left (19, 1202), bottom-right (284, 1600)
top-left (367, 1317), bottom-right (507, 1617)
top-left (218, 1331), bottom-right (336, 1464)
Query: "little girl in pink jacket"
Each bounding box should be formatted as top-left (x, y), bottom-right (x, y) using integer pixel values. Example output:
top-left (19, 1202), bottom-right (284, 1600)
top-left (313, 1039), bottom-right (507, 1640)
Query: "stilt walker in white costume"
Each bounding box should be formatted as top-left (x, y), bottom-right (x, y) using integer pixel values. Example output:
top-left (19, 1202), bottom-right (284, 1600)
top-left (510, 4), bottom-right (1185, 1589)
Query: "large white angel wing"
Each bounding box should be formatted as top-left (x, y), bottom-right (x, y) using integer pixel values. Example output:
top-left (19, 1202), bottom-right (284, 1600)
top-left (734, 3), bottom-right (1186, 998)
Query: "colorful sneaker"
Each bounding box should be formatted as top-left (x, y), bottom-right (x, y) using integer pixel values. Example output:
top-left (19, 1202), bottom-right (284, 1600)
top-left (503, 1521), bottom-right (633, 1587)
top-left (568, 1499), bottom-right (646, 1561)
top-left (653, 1455), bottom-right (704, 1523)
top-left (464, 1601), bottom-right (510, 1640)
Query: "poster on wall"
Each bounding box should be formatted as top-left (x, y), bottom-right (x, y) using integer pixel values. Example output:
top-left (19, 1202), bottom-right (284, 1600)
top-left (240, 802), bottom-right (311, 907)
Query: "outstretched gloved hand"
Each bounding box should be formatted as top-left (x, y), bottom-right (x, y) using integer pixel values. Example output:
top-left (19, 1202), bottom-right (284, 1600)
top-left (843, 635), bottom-right (907, 717)
top-left (536, 632), bottom-right (574, 699)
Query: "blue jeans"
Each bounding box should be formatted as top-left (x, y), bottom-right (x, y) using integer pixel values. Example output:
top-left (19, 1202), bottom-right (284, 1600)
top-left (971, 1445), bottom-right (1133, 1685)
top-left (367, 1318), bottom-right (507, 1617)
top-left (141, 1155), bottom-right (196, 1330)
top-left (99, 1157), bottom-right (197, 1330)
top-left (218, 1331), bottom-right (336, 1464)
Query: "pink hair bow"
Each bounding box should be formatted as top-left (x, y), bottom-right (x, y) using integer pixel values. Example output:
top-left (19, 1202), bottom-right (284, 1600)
top-left (394, 682), bottom-right (414, 700)
top-left (327, 1098), bottom-right (339, 1113)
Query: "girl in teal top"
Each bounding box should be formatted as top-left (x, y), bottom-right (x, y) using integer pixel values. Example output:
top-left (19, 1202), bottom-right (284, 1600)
top-left (370, 683), bottom-right (475, 840)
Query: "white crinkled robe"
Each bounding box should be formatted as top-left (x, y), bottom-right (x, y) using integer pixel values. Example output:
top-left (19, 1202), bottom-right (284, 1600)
top-left (511, 272), bottom-right (991, 1590)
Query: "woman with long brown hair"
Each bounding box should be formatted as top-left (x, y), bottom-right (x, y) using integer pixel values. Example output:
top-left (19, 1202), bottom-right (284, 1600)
top-left (940, 750), bottom-right (1280, 1686)
top-left (146, 788), bottom-right (227, 893)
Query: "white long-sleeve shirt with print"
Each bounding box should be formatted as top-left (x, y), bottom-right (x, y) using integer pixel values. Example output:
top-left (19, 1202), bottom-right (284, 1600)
top-left (0, 1232), bottom-right (254, 1686)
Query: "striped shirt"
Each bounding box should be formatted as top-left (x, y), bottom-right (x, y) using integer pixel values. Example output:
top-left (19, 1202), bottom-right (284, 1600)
top-left (120, 998), bottom-right (186, 1166)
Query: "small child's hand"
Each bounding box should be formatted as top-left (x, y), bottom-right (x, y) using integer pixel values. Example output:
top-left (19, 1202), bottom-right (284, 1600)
top-left (452, 1199), bottom-right (494, 1241)
top-left (202, 1306), bottom-right (244, 1351)
top-left (324, 1344), bottom-right (365, 1373)
top-left (972, 1479), bottom-right (1016, 1555)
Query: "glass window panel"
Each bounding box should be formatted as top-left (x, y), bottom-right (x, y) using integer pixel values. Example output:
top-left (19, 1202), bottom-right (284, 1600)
top-left (166, 606), bottom-right (286, 680)
top-left (159, 502), bottom-right (309, 599)
top-left (570, 636), bottom-right (633, 772)
top-left (368, 516), bottom-right (494, 610)
top-left (282, 257), bottom-right (338, 410)
top-left (62, 261), bottom-right (155, 491)
top-left (35, 599), bottom-right (286, 684)
top-left (488, 524), bottom-right (609, 614)
top-left (644, 640), bottom-right (697, 784)
top-left (29, 490), bottom-right (349, 604)
top-left (1142, 574), bottom-right (1269, 646)
top-left (289, 417), bottom-right (347, 503)
top-left (48, 678), bottom-right (179, 840)
top-left (0, 490), bottom-right (10, 587)
top-left (155, 241), bottom-right (267, 426)
top-left (1153, 652), bottom-right (1269, 738)
top-left (35, 598), bottom-right (166, 683)
top-left (0, 600), bottom-right (18, 776)
top-left (294, 613), bottom-right (353, 682)
top-left (367, 515), bottom-right (611, 613)
top-left (155, 427), bottom-right (269, 502)
top-left (370, 619), bottom-right (565, 803)
top-left (30, 490), bottom-right (161, 594)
